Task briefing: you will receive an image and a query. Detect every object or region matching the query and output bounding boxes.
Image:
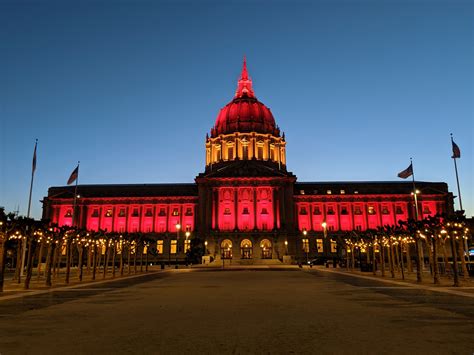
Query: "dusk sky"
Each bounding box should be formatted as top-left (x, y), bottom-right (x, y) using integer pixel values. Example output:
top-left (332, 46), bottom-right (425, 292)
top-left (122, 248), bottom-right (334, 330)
top-left (1, 0), bottom-right (472, 220)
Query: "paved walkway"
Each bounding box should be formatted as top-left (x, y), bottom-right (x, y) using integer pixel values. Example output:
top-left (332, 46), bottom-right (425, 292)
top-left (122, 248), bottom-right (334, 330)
top-left (311, 266), bottom-right (474, 298)
top-left (0, 268), bottom-right (472, 354)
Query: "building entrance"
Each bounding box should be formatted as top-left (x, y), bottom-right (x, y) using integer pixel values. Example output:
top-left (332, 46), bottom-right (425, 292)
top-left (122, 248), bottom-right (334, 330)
top-left (240, 239), bottom-right (252, 259)
top-left (260, 239), bottom-right (272, 259)
top-left (221, 239), bottom-right (232, 259)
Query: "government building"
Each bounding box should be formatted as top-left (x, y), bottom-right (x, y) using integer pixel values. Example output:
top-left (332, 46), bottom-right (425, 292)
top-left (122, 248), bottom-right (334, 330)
top-left (42, 60), bottom-right (454, 264)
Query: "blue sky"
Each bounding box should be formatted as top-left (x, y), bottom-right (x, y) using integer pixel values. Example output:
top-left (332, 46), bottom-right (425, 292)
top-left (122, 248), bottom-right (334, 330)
top-left (1, 0), bottom-right (473, 219)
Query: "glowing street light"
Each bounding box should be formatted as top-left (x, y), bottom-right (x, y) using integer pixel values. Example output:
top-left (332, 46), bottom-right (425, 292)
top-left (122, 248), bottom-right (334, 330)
top-left (175, 223), bottom-right (181, 269)
top-left (302, 228), bottom-right (308, 264)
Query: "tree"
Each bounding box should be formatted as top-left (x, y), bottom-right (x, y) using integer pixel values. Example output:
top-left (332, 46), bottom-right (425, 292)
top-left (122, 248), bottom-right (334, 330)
top-left (0, 208), bottom-right (18, 292)
top-left (419, 216), bottom-right (441, 284)
top-left (24, 219), bottom-right (44, 289)
top-left (44, 225), bottom-right (60, 287)
top-left (400, 219), bottom-right (424, 283)
top-left (185, 236), bottom-right (205, 265)
top-left (442, 212), bottom-right (469, 287)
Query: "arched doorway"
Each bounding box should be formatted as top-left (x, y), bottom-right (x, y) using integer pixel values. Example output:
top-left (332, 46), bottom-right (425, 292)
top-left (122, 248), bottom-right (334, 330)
top-left (221, 239), bottom-right (232, 259)
top-left (260, 239), bottom-right (272, 259)
top-left (240, 239), bottom-right (252, 259)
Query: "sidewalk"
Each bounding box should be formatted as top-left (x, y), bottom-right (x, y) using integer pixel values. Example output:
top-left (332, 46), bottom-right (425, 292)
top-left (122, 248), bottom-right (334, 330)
top-left (0, 266), bottom-right (169, 301)
top-left (309, 265), bottom-right (474, 298)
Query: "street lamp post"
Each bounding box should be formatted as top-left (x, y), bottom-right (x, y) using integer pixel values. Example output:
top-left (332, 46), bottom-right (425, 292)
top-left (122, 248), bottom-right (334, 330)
top-left (321, 221), bottom-right (327, 257)
top-left (185, 230), bottom-right (190, 266)
top-left (303, 228), bottom-right (308, 265)
top-left (175, 223), bottom-right (181, 269)
top-left (284, 240), bottom-right (288, 255)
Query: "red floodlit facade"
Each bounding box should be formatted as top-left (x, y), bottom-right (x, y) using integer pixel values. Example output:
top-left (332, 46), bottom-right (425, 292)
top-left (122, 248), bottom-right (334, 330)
top-left (42, 60), bottom-right (454, 263)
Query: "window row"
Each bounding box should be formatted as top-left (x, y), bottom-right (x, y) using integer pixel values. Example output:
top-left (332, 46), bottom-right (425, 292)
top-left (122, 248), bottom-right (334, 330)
top-left (299, 205), bottom-right (407, 216)
top-left (301, 238), bottom-right (337, 253)
top-left (223, 207), bottom-right (269, 215)
top-left (156, 239), bottom-right (191, 254)
top-left (76, 207), bottom-right (195, 218)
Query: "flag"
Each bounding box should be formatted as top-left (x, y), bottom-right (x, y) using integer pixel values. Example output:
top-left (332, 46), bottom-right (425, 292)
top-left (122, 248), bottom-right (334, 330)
top-left (451, 140), bottom-right (461, 159)
top-left (67, 165), bottom-right (79, 185)
top-left (397, 163), bottom-right (413, 179)
top-left (32, 141), bottom-right (37, 174)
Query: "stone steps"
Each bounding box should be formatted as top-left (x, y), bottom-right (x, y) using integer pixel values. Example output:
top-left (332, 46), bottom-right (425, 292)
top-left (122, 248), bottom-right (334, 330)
top-left (211, 258), bottom-right (283, 266)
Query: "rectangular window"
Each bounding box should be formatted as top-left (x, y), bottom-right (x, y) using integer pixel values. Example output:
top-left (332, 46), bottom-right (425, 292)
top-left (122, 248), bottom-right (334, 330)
top-left (185, 208), bottom-right (193, 216)
top-left (382, 206), bottom-right (390, 215)
top-left (327, 207), bottom-right (335, 215)
top-left (65, 210), bottom-right (72, 217)
top-left (330, 240), bottom-right (337, 253)
top-left (224, 208), bottom-right (231, 215)
top-left (340, 207), bottom-right (348, 215)
top-left (302, 238), bottom-right (309, 253)
top-left (242, 207), bottom-right (249, 215)
top-left (261, 208), bottom-right (268, 215)
top-left (145, 208), bottom-right (153, 217)
top-left (92, 209), bottom-right (99, 217)
top-left (184, 239), bottom-right (191, 252)
top-left (354, 206), bottom-right (362, 215)
top-left (395, 206), bottom-right (404, 214)
top-left (159, 223), bottom-right (166, 233)
top-left (313, 206), bottom-right (321, 215)
top-left (159, 208), bottom-right (166, 216)
top-left (105, 209), bottom-right (113, 217)
top-left (172, 208), bottom-right (179, 216)
top-left (61, 241), bottom-right (67, 255)
top-left (316, 239), bottom-right (323, 253)
top-left (300, 207), bottom-right (308, 215)
top-left (157, 240), bottom-right (164, 254)
top-left (118, 208), bottom-right (126, 217)
top-left (132, 208), bottom-right (139, 217)
top-left (228, 146), bottom-right (234, 160)
top-left (257, 146), bottom-right (264, 159)
top-left (170, 240), bottom-right (177, 254)
top-left (368, 206), bottom-right (376, 215)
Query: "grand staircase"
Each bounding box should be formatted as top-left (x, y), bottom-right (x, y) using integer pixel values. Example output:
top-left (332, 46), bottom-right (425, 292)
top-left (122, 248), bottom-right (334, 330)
top-left (211, 258), bottom-right (283, 266)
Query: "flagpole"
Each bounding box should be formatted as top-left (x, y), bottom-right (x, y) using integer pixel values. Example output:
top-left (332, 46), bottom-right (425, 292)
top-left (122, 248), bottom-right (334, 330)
top-left (410, 158), bottom-right (419, 221)
top-left (450, 133), bottom-right (468, 264)
top-left (72, 161), bottom-right (80, 228)
top-left (21, 139), bottom-right (38, 277)
top-left (450, 134), bottom-right (463, 212)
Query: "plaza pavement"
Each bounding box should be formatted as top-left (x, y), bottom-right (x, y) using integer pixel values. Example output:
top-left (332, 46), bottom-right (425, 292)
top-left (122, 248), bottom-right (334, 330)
top-left (0, 266), bottom-right (473, 354)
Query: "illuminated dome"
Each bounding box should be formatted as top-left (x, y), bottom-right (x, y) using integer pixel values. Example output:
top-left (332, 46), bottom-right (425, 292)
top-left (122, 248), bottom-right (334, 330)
top-left (210, 58), bottom-right (280, 138)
